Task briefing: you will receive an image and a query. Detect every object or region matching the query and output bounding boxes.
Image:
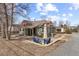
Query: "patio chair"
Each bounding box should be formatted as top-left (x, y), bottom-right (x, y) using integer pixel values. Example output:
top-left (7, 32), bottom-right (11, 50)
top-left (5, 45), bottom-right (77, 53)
top-left (44, 38), bottom-right (51, 44)
top-left (32, 37), bottom-right (40, 43)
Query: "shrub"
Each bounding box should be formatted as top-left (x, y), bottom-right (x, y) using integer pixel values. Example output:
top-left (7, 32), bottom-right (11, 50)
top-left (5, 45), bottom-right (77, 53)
top-left (71, 29), bottom-right (78, 32)
top-left (65, 29), bottom-right (72, 34)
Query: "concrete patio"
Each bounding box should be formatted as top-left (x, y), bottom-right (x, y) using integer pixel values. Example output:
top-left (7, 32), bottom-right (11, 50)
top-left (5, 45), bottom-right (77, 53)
top-left (0, 34), bottom-right (70, 56)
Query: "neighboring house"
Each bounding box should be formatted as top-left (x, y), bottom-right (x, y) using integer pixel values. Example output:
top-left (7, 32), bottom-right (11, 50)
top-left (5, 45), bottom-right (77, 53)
top-left (8, 24), bottom-right (20, 34)
top-left (20, 20), bottom-right (53, 37)
top-left (55, 25), bottom-right (66, 33)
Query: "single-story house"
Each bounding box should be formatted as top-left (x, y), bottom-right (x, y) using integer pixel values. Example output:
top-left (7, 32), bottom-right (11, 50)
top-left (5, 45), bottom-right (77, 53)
top-left (20, 20), bottom-right (53, 38)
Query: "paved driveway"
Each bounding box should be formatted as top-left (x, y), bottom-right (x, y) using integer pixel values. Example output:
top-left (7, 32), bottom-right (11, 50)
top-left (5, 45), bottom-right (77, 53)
top-left (46, 33), bottom-right (79, 56)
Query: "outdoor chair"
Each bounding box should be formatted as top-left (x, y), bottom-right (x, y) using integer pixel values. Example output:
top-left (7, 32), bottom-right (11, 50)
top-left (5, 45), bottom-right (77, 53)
top-left (44, 38), bottom-right (51, 44)
top-left (32, 37), bottom-right (40, 43)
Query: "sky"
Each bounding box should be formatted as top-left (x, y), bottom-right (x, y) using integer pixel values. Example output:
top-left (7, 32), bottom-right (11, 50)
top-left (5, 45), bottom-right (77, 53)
top-left (16, 3), bottom-right (79, 26)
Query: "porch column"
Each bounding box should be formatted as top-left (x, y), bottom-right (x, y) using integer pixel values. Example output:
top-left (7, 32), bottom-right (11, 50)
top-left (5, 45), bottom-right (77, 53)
top-left (32, 28), bottom-right (34, 36)
top-left (24, 28), bottom-right (26, 36)
top-left (43, 23), bottom-right (47, 38)
top-left (61, 27), bottom-right (64, 32)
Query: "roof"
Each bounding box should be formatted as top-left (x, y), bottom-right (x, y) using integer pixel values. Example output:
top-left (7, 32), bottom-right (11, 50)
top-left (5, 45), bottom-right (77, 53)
top-left (12, 24), bottom-right (20, 26)
top-left (22, 20), bottom-right (52, 29)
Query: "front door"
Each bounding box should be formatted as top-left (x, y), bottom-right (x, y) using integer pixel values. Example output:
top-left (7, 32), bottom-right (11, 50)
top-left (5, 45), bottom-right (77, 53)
top-left (27, 29), bottom-right (32, 36)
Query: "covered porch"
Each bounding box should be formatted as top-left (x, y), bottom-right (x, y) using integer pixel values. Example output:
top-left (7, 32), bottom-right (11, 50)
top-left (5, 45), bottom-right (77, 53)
top-left (21, 20), bottom-right (53, 38)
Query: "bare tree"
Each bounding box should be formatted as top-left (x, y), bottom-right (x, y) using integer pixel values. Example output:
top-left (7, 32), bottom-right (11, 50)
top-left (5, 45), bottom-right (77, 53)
top-left (8, 3), bottom-right (14, 40)
top-left (3, 3), bottom-right (9, 40)
top-left (0, 4), bottom-right (6, 38)
top-left (0, 3), bottom-right (31, 40)
top-left (15, 3), bottom-right (31, 36)
top-left (0, 3), bottom-right (15, 40)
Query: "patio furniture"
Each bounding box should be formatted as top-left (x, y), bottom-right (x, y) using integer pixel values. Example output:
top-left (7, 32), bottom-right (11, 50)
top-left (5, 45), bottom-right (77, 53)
top-left (44, 38), bottom-right (51, 44)
top-left (32, 37), bottom-right (41, 43)
top-left (33, 37), bottom-right (51, 44)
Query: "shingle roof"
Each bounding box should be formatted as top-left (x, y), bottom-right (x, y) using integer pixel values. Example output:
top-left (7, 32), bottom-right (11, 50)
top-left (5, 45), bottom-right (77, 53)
top-left (22, 20), bottom-right (52, 29)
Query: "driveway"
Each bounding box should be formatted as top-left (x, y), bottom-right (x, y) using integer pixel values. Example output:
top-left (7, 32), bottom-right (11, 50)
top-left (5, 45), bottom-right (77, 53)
top-left (46, 33), bottom-right (79, 56)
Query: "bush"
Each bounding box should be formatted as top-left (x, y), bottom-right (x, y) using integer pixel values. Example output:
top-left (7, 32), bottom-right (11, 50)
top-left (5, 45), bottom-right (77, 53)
top-left (38, 33), bottom-right (43, 38)
top-left (71, 29), bottom-right (78, 32)
top-left (65, 29), bottom-right (72, 34)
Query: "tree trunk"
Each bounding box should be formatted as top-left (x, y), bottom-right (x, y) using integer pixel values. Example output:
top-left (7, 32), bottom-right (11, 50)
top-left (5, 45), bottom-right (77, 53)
top-left (0, 4), bottom-right (6, 39)
top-left (1, 22), bottom-right (6, 38)
top-left (4, 3), bottom-right (9, 40)
top-left (8, 3), bottom-right (14, 40)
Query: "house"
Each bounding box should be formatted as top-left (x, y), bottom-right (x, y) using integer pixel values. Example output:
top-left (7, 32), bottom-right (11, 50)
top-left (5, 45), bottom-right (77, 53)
top-left (55, 24), bottom-right (66, 33)
top-left (8, 24), bottom-right (20, 34)
top-left (20, 20), bottom-right (53, 38)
